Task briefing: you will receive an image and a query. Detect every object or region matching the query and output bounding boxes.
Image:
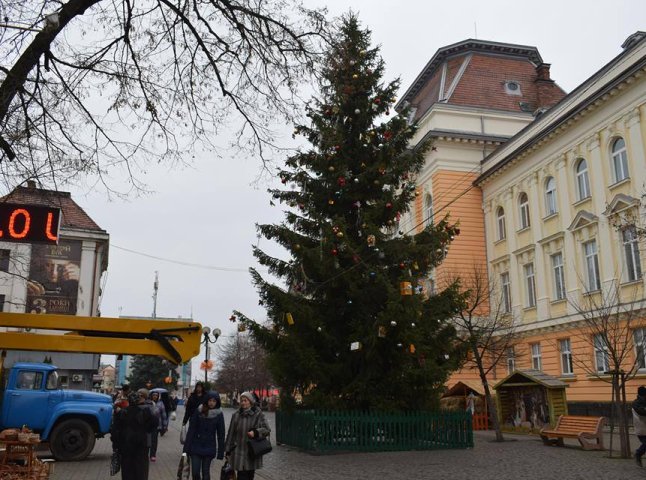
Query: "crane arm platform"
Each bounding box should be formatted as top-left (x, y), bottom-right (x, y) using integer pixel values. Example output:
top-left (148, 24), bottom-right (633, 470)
top-left (0, 312), bottom-right (201, 364)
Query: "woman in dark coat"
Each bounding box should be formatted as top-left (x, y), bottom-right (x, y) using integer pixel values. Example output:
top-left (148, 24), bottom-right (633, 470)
top-left (183, 381), bottom-right (206, 425)
top-left (183, 391), bottom-right (225, 480)
top-left (224, 392), bottom-right (270, 480)
top-left (111, 391), bottom-right (158, 480)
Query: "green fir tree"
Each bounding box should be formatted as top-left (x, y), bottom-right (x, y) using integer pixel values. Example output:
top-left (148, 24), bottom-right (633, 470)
top-left (126, 355), bottom-right (178, 390)
top-left (237, 15), bottom-right (464, 410)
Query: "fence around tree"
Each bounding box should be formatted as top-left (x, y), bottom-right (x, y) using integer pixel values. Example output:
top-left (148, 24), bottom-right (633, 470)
top-left (276, 410), bottom-right (473, 453)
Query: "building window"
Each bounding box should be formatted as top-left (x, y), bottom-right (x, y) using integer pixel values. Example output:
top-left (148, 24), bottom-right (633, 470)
top-left (594, 334), bottom-right (609, 374)
top-left (575, 158), bottom-right (591, 200)
top-left (496, 207), bottom-right (506, 240)
top-left (506, 347), bottom-right (516, 375)
top-left (424, 194), bottom-right (434, 226)
top-left (583, 240), bottom-right (601, 292)
top-left (518, 192), bottom-right (530, 229)
top-left (622, 226), bottom-right (642, 282)
top-left (524, 262), bottom-right (536, 308)
top-left (504, 81), bottom-right (522, 96)
top-left (544, 177), bottom-right (557, 216)
top-left (0, 249), bottom-right (10, 272)
top-left (551, 252), bottom-right (566, 300)
top-left (611, 137), bottom-right (629, 183)
top-left (501, 272), bottom-right (511, 313)
top-left (560, 338), bottom-right (573, 375)
top-left (531, 343), bottom-right (542, 370)
top-left (635, 328), bottom-right (646, 370)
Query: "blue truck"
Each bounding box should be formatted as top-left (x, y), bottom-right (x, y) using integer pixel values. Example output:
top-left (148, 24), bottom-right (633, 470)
top-left (1, 362), bottom-right (113, 461)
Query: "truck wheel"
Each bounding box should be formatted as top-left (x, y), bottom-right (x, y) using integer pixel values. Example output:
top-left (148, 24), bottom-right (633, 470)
top-left (49, 419), bottom-right (96, 461)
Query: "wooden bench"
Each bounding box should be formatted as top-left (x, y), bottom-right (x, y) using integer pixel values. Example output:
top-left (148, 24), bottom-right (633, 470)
top-left (540, 415), bottom-right (605, 450)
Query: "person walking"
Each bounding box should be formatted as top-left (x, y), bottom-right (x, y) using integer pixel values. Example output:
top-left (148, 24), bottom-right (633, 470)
top-left (111, 390), bottom-right (158, 480)
top-left (224, 391), bottom-right (271, 480)
top-left (183, 382), bottom-right (206, 425)
top-left (183, 391), bottom-right (225, 480)
top-left (633, 386), bottom-right (646, 466)
top-left (149, 391), bottom-right (168, 462)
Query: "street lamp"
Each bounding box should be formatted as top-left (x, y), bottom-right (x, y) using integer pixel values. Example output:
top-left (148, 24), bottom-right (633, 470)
top-left (201, 326), bottom-right (221, 384)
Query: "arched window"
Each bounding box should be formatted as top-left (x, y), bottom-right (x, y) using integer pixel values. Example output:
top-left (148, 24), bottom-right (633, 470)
top-left (424, 194), bottom-right (433, 226)
top-left (496, 207), bottom-right (506, 240)
top-left (518, 192), bottom-right (530, 229)
top-left (575, 159), bottom-right (591, 200)
top-left (545, 177), bottom-right (557, 216)
top-left (611, 137), bottom-right (629, 183)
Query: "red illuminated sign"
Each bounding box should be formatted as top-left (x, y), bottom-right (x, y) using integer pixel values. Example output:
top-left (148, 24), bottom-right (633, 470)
top-left (0, 203), bottom-right (60, 244)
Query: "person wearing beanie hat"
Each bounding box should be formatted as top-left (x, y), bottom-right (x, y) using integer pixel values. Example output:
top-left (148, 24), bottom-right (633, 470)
top-left (111, 386), bottom-right (158, 480)
top-left (633, 386), bottom-right (646, 466)
top-left (224, 391), bottom-right (270, 480)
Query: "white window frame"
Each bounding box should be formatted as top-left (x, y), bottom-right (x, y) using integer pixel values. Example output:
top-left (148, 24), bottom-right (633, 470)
top-left (635, 328), bottom-right (646, 370)
top-left (583, 240), bottom-right (601, 292)
top-left (594, 334), bottom-right (609, 374)
top-left (518, 192), bottom-right (530, 229)
top-left (424, 194), bottom-right (434, 226)
top-left (544, 177), bottom-right (557, 216)
top-left (559, 338), bottom-right (573, 375)
top-left (496, 207), bottom-right (506, 241)
top-left (506, 347), bottom-right (516, 375)
top-left (524, 262), bottom-right (536, 308)
top-left (575, 158), bottom-right (591, 200)
top-left (611, 137), bottom-right (629, 183)
top-left (531, 343), bottom-right (542, 370)
top-left (551, 252), bottom-right (566, 300)
top-left (501, 272), bottom-right (511, 313)
top-left (622, 226), bottom-right (642, 282)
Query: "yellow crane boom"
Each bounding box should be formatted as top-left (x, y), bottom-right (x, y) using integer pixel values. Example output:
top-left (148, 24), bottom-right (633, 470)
top-left (0, 312), bottom-right (201, 364)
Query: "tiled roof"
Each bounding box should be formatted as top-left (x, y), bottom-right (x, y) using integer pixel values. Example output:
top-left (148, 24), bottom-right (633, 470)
top-left (2, 185), bottom-right (105, 232)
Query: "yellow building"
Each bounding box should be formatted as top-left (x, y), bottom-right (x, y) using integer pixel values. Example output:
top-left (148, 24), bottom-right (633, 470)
top-left (399, 32), bottom-right (646, 414)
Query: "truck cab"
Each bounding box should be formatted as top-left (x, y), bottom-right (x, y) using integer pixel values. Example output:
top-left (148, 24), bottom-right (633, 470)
top-left (1, 363), bottom-right (113, 461)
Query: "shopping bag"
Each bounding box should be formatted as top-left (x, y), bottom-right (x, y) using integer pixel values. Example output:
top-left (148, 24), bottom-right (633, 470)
top-left (247, 436), bottom-right (272, 457)
top-left (180, 424), bottom-right (187, 445)
top-left (109, 451), bottom-right (121, 476)
top-left (176, 453), bottom-right (191, 480)
top-left (220, 459), bottom-right (236, 480)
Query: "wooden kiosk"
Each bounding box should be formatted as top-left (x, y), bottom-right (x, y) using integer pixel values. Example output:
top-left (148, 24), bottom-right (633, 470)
top-left (493, 370), bottom-right (568, 433)
top-left (441, 380), bottom-right (489, 430)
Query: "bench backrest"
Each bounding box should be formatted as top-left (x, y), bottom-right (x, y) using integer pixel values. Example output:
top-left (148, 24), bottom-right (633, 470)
top-left (555, 415), bottom-right (604, 432)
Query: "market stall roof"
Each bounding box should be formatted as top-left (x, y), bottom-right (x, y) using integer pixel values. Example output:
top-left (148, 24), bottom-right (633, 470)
top-left (493, 369), bottom-right (568, 390)
top-left (442, 380), bottom-right (485, 397)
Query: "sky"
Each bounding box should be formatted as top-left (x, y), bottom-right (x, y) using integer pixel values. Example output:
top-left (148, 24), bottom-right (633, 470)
top-left (63, 0), bottom-right (646, 372)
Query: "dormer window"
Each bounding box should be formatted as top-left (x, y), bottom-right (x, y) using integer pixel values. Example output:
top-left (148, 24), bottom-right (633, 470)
top-left (504, 81), bottom-right (522, 96)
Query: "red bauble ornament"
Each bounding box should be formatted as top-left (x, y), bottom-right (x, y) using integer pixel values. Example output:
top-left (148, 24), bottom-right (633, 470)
top-left (383, 131), bottom-right (393, 141)
top-left (374, 97), bottom-right (381, 104)
top-left (386, 202), bottom-right (392, 209)
top-left (331, 248), bottom-right (338, 256)
top-left (337, 176), bottom-right (346, 186)
top-left (399, 262), bottom-right (406, 269)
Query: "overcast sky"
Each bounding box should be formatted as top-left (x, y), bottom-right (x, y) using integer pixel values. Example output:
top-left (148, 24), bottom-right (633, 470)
top-left (65, 0), bottom-right (646, 372)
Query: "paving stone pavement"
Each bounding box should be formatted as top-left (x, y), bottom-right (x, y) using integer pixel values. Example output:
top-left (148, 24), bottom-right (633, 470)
top-left (48, 407), bottom-right (646, 480)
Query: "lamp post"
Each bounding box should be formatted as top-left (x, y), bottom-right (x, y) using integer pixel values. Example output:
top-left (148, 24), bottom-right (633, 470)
top-left (201, 326), bottom-right (221, 384)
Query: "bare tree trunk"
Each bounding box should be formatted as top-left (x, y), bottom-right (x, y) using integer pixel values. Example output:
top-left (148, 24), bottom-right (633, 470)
top-left (472, 346), bottom-right (504, 441)
top-left (619, 372), bottom-right (631, 458)
top-left (609, 378), bottom-right (616, 457)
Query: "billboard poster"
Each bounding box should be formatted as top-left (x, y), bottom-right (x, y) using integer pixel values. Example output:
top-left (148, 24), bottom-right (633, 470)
top-left (26, 240), bottom-right (81, 315)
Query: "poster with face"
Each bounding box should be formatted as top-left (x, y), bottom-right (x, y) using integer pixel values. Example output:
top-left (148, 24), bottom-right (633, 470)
top-left (26, 240), bottom-right (81, 315)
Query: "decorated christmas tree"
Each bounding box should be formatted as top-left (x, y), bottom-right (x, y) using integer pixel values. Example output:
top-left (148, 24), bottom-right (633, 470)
top-left (236, 15), bottom-right (463, 410)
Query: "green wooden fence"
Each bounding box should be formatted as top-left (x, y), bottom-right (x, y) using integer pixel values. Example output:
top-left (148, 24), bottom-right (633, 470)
top-left (276, 410), bottom-right (473, 453)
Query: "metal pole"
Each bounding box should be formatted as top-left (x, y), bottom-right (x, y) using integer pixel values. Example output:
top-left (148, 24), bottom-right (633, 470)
top-left (204, 342), bottom-right (209, 384)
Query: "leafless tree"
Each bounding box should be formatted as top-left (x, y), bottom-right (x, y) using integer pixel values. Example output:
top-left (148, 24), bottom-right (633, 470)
top-left (0, 0), bottom-right (327, 194)
top-left (445, 264), bottom-right (520, 442)
top-left (214, 331), bottom-right (273, 402)
top-left (567, 278), bottom-right (646, 458)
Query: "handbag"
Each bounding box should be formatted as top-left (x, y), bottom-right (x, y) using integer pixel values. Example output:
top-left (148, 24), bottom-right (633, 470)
top-left (176, 453), bottom-right (191, 480)
top-left (220, 459), bottom-right (236, 480)
top-left (109, 451), bottom-right (121, 476)
top-left (247, 436), bottom-right (272, 457)
top-left (180, 424), bottom-right (187, 445)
